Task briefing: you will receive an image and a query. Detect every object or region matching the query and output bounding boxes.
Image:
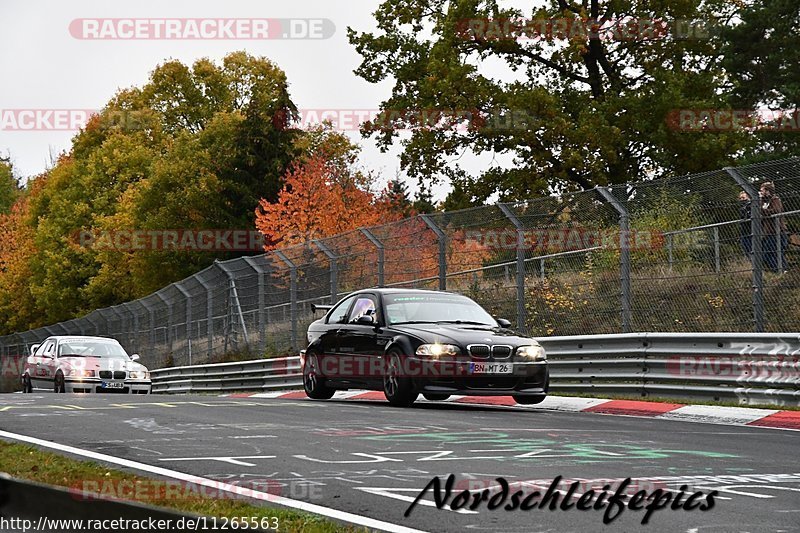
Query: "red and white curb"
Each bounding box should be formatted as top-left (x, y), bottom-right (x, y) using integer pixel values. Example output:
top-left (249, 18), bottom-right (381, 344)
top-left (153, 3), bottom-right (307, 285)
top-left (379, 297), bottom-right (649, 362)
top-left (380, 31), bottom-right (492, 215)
top-left (223, 390), bottom-right (800, 431)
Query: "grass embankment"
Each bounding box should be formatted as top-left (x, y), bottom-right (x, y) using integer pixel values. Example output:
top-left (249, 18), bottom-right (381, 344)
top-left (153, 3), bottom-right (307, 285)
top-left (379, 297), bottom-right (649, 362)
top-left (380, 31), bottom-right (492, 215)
top-left (0, 440), bottom-right (358, 532)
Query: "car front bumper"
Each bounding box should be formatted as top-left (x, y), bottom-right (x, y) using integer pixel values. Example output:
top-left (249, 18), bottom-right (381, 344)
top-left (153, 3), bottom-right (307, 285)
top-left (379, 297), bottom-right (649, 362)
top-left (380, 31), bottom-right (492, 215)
top-left (65, 378), bottom-right (152, 394)
top-left (407, 358), bottom-right (549, 397)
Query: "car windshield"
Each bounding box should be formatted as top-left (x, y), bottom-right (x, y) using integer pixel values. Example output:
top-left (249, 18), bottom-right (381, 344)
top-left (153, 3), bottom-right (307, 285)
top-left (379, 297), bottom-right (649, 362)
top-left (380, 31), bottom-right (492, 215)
top-left (384, 293), bottom-right (497, 327)
top-left (58, 340), bottom-right (129, 358)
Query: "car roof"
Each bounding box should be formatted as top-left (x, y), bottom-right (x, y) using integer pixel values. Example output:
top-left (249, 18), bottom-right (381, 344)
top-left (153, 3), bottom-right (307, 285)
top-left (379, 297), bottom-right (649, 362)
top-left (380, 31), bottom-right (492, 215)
top-left (355, 288), bottom-right (459, 295)
top-left (45, 336), bottom-right (121, 343)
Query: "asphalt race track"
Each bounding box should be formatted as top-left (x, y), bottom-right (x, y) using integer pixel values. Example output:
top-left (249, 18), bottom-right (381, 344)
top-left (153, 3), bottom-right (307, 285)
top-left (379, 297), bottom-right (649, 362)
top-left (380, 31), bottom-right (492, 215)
top-left (0, 393), bottom-right (798, 532)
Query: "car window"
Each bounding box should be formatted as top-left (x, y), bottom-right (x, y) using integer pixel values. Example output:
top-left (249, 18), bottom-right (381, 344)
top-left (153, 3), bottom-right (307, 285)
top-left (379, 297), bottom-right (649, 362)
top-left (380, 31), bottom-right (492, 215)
top-left (58, 340), bottom-right (129, 358)
top-left (41, 341), bottom-right (55, 357)
top-left (327, 295), bottom-right (358, 324)
top-left (34, 342), bottom-right (50, 356)
top-left (348, 296), bottom-right (378, 323)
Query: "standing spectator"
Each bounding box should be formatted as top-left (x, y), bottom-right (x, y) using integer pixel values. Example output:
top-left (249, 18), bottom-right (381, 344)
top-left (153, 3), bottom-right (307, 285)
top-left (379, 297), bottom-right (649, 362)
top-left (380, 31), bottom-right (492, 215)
top-left (760, 181), bottom-right (788, 272)
top-left (738, 191), bottom-right (752, 256)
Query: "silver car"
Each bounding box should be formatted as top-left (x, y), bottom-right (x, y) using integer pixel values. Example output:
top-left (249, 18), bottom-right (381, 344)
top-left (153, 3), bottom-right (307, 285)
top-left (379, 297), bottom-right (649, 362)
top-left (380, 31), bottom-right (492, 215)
top-left (21, 336), bottom-right (151, 394)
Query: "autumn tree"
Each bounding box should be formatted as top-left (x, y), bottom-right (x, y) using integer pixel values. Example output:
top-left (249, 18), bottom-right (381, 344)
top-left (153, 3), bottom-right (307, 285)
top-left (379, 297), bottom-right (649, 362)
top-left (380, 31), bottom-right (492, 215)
top-left (0, 158), bottom-right (19, 215)
top-left (349, 0), bottom-right (752, 205)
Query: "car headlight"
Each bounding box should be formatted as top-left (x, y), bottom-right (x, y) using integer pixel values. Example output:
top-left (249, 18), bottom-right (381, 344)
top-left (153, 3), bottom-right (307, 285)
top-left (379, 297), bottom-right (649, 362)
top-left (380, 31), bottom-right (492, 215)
top-left (517, 345), bottom-right (547, 361)
top-left (416, 343), bottom-right (460, 357)
top-left (129, 371), bottom-right (150, 380)
top-left (65, 369), bottom-right (96, 378)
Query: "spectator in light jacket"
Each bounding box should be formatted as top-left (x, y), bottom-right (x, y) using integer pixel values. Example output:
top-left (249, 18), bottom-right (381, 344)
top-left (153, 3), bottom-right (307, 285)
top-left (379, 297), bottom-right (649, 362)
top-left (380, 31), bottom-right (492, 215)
top-left (760, 181), bottom-right (788, 272)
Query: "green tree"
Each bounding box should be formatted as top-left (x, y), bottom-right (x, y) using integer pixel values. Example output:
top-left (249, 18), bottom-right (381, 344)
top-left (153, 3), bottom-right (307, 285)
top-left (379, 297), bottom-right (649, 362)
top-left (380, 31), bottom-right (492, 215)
top-left (0, 158), bottom-right (19, 214)
top-left (721, 0), bottom-right (800, 163)
top-left (349, 0), bottom-right (749, 204)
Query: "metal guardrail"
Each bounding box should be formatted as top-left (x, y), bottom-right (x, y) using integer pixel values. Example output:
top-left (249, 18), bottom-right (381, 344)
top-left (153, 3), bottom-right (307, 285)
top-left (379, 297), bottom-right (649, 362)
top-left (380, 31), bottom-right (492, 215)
top-left (150, 333), bottom-right (800, 407)
top-left (150, 356), bottom-right (301, 394)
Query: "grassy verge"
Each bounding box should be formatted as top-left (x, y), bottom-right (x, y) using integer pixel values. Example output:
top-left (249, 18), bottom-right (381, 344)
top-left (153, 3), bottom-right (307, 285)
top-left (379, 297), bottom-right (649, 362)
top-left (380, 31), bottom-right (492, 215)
top-left (0, 440), bottom-right (358, 532)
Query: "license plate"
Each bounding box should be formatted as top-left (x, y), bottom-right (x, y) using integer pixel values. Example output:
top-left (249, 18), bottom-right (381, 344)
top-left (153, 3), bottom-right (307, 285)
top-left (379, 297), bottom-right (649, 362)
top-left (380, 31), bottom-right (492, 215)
top-left (469, 362), bottom-right (513, 374)
top-left (101, 381), bottom-right (124, 389)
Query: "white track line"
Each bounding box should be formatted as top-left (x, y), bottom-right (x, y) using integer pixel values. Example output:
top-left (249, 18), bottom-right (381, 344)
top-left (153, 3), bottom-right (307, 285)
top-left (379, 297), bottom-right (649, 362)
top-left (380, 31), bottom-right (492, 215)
top-left (0, 429), bottom-right (428, 533)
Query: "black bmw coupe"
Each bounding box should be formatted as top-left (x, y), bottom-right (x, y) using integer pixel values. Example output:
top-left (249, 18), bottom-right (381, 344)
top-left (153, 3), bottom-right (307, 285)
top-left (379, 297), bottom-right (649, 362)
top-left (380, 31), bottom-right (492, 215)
top-left (302, 289), bottom-right (549, 406)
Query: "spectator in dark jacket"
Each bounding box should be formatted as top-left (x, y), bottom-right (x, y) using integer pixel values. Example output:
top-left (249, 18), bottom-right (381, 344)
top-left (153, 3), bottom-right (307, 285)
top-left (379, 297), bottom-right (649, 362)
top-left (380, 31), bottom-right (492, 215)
top-left (739, 191), bottom-right (752, 256)
top-left (760, 181), bottom-right (788, 272)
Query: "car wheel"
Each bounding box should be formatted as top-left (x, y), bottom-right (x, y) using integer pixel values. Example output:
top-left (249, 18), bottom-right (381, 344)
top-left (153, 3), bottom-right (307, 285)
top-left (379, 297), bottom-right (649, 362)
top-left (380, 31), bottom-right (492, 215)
top-left (22, 375), bottom-right (33, 393)
top-left (513, 394), bottom-right (545, 405)
top-left (303, 352), bottom-right (335, 400)
top-left (383, 352), bottom-right (418, 407)
top-left (422, 393), bottom-right (450, 401)
top-left (54, 372), bottom-right (66, 393)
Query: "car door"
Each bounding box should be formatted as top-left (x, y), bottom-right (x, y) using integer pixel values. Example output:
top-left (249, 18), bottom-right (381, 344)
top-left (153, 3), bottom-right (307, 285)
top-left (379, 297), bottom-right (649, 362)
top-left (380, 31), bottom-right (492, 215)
top-left (31, 340), bottom-right (55, 388)
top-left (318, 294), bottom-right (358, 383)
top-left (338, 294), bottom-right (381, 386)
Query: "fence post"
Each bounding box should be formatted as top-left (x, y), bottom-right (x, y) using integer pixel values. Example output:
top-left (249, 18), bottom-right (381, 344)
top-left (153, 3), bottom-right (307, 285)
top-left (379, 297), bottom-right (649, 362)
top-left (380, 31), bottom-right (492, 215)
top-left (775, 217), bottom-right (783, 272)
top-left (215, 261), bottom-right (250, 353)
top-left (154, 292), bottom-right (173, 355)
top-left (312, 239), bottom-right (338, 302)
top-left (667, 234), bottom-right (674, 271)
top-left (595, 187), bottom-right (632, 333)
top-left (713, 227), bottom-right (720, 273)
top-left (360, 228), bottom-right (384, 287)
top-left (194, 277), bottom-right (214, 359)
top-left (174, 284), bottom-right (192, 365)
top-left (243, 256), bottom-right (268, 351)
top-left (108, 306), bottom-right (125, 347)
top-left (498, 204), bottom-right (527, 334)
top-left (122, 303), bottom-right (137, 355)
top-left (726, 167), bottom-right (764, 332)
top-left (419, 214), bottom-right (447, 290)
top-left (274, 251), bottom-right (298, 351)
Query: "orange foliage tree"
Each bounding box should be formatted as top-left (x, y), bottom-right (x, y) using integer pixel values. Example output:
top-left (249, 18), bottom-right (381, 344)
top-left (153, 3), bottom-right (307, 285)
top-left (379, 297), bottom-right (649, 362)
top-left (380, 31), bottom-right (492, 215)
top-left (255, 155), bottom-right (403, 249)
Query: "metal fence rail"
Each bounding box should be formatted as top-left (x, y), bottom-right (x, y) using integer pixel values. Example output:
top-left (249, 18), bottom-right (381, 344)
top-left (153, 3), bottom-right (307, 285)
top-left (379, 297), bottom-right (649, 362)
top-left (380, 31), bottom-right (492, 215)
top-left (1, 158), bottom-right (799, 371)
top-left (150, 333), bottom-right (800, 407)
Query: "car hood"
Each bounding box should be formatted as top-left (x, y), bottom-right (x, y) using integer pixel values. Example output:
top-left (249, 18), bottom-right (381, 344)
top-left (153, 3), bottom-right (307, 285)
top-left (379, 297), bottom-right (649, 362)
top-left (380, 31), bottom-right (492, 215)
top-left (59, 357), bottom-right (148, 372)
top-left (388, 323), bottom-right (539, 347)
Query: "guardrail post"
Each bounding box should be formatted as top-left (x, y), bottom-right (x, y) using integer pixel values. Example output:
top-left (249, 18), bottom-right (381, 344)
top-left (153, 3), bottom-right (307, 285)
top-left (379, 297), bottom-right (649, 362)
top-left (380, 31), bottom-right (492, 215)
top-left (360, 228), bottom-right (384, 287)
top-left (312, 239), bottom-right (338, 302)
top-left (726, 167), bottom-right (764, 332)
top-left (595, 187), bottom-right (632, 333)
top-left (498, 204), bottom-right (527, 334)
top-left (243, 256), bottom-right (268, 350)
top-left (174, 284), bottom-right (192, 365)
top-left (215, 261), bottom-right (250, 353)
top-left (419, 214), bottom-right (447, 290)
top-left (274, 251), bottom-right (298, 351)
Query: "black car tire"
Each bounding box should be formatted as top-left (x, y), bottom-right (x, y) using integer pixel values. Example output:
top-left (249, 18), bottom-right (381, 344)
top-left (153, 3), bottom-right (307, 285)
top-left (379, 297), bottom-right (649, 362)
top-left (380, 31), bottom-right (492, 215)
top-left (422, 393), bottom-right (450, 401)
top-left (303, 352), bottom-right (335, 400)
top-left (22, 375), bottom-right (33, 393)
top-left (383, 351), bottom-right (418, 407)
top-left (513, 394), bottom-right (545, 405)
top-left (54, 372), bottom-right (66, 393)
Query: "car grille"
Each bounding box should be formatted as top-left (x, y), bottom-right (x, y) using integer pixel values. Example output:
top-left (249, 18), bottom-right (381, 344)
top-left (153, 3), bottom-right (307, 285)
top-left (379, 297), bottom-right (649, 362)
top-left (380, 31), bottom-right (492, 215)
top-left (468, 344), bottom-right (490, 358)
top-left (492, 345), bottom-right (512, 359)
top-left (467, 344), bottom-right (512, 360)
top-left (99, 371), bottom-right (127, 379)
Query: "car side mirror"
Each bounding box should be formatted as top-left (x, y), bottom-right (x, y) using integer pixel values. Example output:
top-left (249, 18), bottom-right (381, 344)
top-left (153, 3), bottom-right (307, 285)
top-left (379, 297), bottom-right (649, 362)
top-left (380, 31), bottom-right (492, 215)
top-left (356, 315), bottom-right (375, 325)
top-left (496, 318), bottom-right (512, 328)
top-left (130, 354), bottom-right (140, 361)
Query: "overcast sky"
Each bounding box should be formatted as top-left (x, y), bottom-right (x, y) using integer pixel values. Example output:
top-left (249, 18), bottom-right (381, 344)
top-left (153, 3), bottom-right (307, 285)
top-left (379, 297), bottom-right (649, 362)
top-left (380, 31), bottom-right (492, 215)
top-left (0, 0), bottom-right (486, 201)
